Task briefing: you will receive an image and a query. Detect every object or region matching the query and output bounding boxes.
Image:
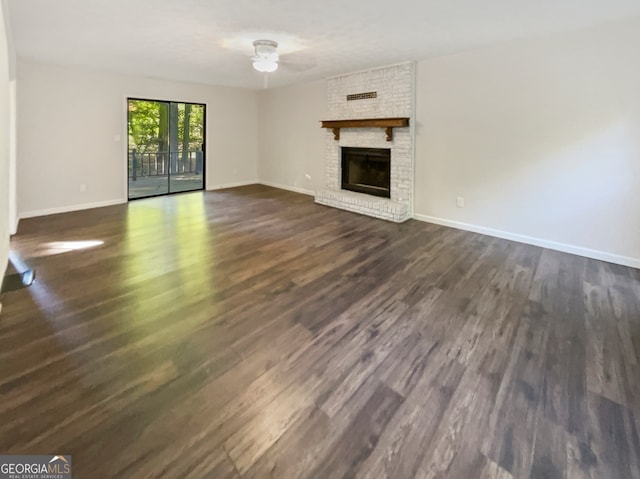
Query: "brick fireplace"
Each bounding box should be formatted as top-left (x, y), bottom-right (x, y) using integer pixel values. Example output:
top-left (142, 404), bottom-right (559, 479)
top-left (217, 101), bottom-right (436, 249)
top-left (314, 62), bottom-right (415, 222)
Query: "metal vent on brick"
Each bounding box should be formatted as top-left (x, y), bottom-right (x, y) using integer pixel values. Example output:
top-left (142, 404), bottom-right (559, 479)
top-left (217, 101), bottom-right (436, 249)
top-left (346, 92), bottom-right (377, 101)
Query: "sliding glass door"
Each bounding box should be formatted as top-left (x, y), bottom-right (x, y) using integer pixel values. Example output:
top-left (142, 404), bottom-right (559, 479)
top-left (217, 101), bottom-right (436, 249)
top-left (127, 99), bottom-right (205, 200)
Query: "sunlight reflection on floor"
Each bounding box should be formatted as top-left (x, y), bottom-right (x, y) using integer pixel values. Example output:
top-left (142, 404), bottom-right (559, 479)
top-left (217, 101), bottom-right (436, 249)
top-left (34, 240), bottom-right (105, 257)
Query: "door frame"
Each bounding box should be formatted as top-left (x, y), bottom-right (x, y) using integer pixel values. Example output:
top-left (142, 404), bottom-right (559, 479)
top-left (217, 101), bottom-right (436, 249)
top-left (125, 96), bottom-right (207, 201)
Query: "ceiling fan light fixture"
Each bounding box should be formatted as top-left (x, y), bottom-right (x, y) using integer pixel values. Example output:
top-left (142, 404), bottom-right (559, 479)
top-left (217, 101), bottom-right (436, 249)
top-left (252, 39), bottom-right (279, 73)
top-left (253, 59), bottom-right (278, 72)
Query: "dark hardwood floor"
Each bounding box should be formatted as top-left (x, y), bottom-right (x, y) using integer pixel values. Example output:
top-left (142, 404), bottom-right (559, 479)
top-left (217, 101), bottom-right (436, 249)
top-left (2, 184), bottom-right (639, 478)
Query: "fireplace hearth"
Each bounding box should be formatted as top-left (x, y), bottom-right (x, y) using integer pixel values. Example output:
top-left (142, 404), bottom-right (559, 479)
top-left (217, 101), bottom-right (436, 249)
top-left (341, 147), bottom-right (391, 198)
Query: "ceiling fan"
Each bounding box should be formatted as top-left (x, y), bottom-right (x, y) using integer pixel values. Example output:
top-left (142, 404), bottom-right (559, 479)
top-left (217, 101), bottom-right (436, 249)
top-left (252, 39), bottom-right (278, 88)
top-left (252, 39), bottom-right (279, 73)
top-left (250, 39), bottom-right (315, 88)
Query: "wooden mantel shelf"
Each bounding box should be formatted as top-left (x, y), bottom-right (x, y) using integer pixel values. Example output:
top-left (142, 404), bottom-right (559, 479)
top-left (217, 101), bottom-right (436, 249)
top-left (320, 117), bottom-right (410, 142)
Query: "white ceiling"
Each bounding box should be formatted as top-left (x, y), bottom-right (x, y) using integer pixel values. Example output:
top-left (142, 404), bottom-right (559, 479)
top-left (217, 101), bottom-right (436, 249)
top-left (7, 0), bottom-right (640, 90)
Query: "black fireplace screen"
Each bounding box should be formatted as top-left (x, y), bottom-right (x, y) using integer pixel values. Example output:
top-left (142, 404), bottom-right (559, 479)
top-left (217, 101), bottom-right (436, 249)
top-left (341, 147), bottom-right (391, 198)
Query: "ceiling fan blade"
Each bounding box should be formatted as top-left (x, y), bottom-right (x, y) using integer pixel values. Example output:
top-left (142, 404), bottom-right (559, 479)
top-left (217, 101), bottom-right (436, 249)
top-left (279, 59), bottom-right (316, 73)
top-left (279, 50), bottom-right (316, 73)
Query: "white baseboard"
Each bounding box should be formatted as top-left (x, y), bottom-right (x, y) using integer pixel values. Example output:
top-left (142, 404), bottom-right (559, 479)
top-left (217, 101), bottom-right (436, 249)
top-left (258, 180), bottom-right (314, 196)
top-left (413, 213), bottom-right (640, 269)
top-left (206, 180), bottom-right (314, 196)
top-left (17, 181), bottom-right (309, 221)
top-left (20, 199), bottom-right (126, 220)
top-left (207, 180), bottom-right (259, 190)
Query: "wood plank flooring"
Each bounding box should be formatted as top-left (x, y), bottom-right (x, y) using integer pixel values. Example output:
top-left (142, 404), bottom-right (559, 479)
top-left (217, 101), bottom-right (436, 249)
top-left (1, 184), bottom-right (639, 478)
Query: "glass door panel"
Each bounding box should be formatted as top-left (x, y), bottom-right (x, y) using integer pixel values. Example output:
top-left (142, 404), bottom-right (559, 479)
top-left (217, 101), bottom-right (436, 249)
top-left (169, 103), bottom-right (205, 194)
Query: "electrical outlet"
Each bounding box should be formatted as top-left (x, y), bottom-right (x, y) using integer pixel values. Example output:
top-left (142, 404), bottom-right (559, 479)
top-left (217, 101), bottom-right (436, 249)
top-left (80, 184), bottom-right (87, 192)
top-left (456, 196), bottom-right (465, 208)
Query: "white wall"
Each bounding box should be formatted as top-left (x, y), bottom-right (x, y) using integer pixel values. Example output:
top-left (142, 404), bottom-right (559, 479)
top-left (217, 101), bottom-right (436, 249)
top-left (2, 0), bottom-right (16, 236)
top-left (257, 18), bottom-right (640, 267)
top-left (414, 17), bottom-right (640, 266)
top-left (17, 60), bottom-right (259, 217)
top-left (0, 1), bottom-right (12, 280)
top-left (257, 79), bottom-right (326, 194)
top-left (8, 78), bottom-right (16, 233)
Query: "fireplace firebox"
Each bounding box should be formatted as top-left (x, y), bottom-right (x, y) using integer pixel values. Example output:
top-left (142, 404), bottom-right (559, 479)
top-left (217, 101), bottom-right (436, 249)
top-left (341, 147), bottom-right (391, 198)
